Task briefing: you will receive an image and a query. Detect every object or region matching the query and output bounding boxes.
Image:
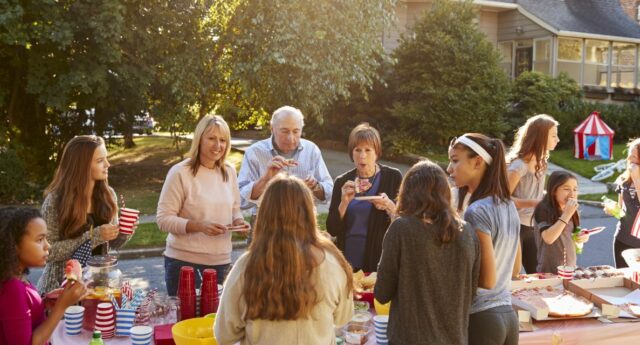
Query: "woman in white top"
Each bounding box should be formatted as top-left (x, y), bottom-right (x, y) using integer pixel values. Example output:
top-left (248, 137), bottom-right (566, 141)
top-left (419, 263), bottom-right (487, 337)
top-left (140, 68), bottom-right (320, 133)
top-left (506, 114), bottom-right (559, 273)
top-left (156, 115), bottom-right (249, 296)
top-left (215, 175), bottom-right (353, 345)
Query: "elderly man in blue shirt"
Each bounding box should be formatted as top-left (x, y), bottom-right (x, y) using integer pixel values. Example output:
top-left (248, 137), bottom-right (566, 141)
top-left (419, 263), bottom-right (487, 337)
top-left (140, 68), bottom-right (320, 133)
top-left (238, 106), bottom-right (333, 220)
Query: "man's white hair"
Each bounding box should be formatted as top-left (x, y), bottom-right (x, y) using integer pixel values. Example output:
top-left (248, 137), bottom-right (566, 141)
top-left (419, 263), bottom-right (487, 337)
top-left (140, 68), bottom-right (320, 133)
top-left (270, 106), bottom-right (304, 127)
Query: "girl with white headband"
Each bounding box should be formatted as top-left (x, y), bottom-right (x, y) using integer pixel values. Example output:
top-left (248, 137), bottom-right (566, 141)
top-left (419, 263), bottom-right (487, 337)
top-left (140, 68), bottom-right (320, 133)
top-left (448, 133), bottom-right (521, 345)
top-left (506, 114), bottom-right (559, 274)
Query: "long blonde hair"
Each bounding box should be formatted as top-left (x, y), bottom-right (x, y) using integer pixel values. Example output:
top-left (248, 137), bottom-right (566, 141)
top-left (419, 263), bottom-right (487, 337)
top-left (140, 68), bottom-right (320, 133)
top-left (243, 175), bottom-right (353, 320)
top-left (44, 136), bottom-right (117, 239)
top-left (187, 115), bottom-right (231, 181)
top-left (617, 138), bottom-right (640, 185)
top-left (507, 114), bottom-right (558, 177)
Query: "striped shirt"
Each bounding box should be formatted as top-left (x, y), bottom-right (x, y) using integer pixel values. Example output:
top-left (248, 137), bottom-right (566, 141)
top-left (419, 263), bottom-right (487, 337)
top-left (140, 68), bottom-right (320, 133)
top-left (237, 137), bottom-right (333, 213)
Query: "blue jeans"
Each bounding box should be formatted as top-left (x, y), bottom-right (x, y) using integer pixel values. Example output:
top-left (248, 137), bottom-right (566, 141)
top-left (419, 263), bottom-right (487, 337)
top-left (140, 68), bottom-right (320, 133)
top-left (164, 256), bottom-right (230, 296)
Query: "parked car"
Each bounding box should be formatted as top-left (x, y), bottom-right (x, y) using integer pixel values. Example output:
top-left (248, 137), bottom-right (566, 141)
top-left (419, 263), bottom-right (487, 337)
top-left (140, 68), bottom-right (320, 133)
top-left (133, 115), bottom-right (155, 135)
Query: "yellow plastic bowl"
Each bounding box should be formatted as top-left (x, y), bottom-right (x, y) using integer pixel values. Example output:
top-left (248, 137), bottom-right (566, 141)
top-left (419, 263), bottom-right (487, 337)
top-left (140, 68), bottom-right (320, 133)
top-left (374, 298), bottom-right (391, 315)
top-left (172, 317), bottom-right (217, 345)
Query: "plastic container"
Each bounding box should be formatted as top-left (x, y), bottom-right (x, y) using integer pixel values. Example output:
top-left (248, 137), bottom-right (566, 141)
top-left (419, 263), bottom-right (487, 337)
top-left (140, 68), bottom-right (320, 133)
top-left (172, 317), bottom-right (217, 345)
top-left (343, 323), bottom-right (371, 345)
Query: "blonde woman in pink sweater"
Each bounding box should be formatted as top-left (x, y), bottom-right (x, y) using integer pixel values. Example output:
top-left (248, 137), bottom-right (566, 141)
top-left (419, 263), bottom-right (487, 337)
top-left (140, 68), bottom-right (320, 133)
top-left (156, 115), bottom-right (249, 296)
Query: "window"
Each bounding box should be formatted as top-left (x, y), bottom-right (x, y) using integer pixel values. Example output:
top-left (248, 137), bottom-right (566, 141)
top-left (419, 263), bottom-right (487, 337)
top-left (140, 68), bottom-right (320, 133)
top-left (533, 39), bottom-right (551, 75)
top-left (611, 42), bottom-right (636, 88)
top-left (557, 38), bottom-right (582, 83)
top-left (499, 42), bottom-right (513, 78)
top-left (583, 39), bottom-right (609, 86)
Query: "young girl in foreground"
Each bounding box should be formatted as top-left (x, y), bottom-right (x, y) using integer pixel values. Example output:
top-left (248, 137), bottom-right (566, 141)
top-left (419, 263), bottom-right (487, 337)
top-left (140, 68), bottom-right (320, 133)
top-left (533, 171), bottom-right (589, 273)
top-left (507, 114), bottom-right (559, 273)
top-left (0, 207), bottom-right (86, 345)
top-left (214, 175), bottom-right (353, 344)
top-left (448, 133), bottom-right (521, 345)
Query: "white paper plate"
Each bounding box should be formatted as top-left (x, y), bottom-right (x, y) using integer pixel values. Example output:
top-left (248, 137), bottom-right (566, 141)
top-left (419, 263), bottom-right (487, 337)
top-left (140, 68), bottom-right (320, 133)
top-left (354, 195), bottom-right (384, 201)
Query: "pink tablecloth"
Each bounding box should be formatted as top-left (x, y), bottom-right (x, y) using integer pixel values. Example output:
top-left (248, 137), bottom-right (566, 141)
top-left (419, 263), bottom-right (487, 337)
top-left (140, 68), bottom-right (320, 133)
top-left (520, 318), bottom-right (640, 345)
top-left (51, 322), bottom-right (155, 345)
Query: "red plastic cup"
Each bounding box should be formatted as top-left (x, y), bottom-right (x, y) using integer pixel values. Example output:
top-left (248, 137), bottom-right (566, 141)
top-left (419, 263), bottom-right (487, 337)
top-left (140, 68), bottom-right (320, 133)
top-left (119, 207), bottom-right (140, 234)
top-left (178, 266), bottom-right (196, 320)
top-left (201, 269), bottom-right (218, 293)
top-left (178, 266), bottom-right (196, 295)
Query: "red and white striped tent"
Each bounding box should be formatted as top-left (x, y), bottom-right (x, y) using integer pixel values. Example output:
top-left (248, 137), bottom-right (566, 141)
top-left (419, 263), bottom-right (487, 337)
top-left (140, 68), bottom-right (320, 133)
top-left (573, 111), bottom-right (615, 160)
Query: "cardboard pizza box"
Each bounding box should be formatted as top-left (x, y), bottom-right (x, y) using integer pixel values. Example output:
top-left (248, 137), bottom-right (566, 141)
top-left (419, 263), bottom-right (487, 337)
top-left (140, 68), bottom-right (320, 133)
top-left (510, 278), bottom-right (601, 321)
top-left (568, 277), bottom-right (640, 318)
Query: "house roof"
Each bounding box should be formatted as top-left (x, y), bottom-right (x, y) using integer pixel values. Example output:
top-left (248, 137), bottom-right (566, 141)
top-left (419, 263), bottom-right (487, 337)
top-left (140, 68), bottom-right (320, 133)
top-left (481, 0), bottom-right (640, 41)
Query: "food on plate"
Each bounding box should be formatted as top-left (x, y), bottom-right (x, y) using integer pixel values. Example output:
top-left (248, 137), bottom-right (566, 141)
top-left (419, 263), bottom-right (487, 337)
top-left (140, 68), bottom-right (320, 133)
top-left (546, 293), bottom-right (594, 317)
top-left (353, 270), bottom-right (376, 292)
top-left (517, 273), bottom-right (557, 281)
top-left (572, 265), bottom-right (624, 279)
top-left (354, 177), bottom-right (372, 194)
top-left (512, 285), bottom-right (594, 318)
top-left (65, 259), bottom-right (82, 281)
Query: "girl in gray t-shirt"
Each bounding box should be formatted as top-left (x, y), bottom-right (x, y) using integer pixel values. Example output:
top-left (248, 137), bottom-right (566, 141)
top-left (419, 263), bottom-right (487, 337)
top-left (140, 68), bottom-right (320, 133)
top-left (449, 133), bottom-right (521, 345)
top-left (507, 114), bottom-right (559, 274)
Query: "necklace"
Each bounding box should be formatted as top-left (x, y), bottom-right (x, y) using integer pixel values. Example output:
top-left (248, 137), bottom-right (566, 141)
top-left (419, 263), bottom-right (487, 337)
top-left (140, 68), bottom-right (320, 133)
top-left (357, 164), bottom-right (378, 179)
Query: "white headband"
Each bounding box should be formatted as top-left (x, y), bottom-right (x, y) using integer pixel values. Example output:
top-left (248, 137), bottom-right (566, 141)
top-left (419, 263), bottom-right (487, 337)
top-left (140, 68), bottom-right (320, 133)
top-left (455, 135), bottom-right (493, 165)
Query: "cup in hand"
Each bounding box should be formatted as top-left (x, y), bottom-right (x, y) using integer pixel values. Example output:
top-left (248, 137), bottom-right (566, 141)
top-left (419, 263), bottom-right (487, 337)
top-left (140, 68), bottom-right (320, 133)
top-left (130, 325), bottom-right (153, 345)
top-left (373, 315), bottom-right (389, 345)
top-left (119, 208), bottom-right (140, 235)
top-left (64, 306), bottom-right (84, 335)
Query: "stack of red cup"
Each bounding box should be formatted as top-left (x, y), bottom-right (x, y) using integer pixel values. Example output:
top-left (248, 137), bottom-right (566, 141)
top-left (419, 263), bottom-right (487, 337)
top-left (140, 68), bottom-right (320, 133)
top-left (119, 208), bottom-right (140, 235)
top-left (95, 302), bottom-right (115, 339)
top-left (177, 266), bottom-right (196, 321)
top-left (200, 269), bottom-right (219, 316)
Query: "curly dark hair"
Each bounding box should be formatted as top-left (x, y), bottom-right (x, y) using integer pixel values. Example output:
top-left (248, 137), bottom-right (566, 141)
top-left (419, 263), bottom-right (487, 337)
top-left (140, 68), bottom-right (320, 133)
top-left (0, 207), bottom-right (42, 288)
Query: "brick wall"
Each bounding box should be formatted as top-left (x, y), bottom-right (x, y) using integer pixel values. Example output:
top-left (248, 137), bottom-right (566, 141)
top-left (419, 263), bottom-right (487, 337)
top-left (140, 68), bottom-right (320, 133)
top-left (620, 0), bottom-right (640, 21)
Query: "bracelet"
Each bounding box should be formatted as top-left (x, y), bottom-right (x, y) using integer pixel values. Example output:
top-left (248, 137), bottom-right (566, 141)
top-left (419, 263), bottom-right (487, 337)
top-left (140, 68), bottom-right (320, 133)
top-left (558, 218), bottom-right (568, 225)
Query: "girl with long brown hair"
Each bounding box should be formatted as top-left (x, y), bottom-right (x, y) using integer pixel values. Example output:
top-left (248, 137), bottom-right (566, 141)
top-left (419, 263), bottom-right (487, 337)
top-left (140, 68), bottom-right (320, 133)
top-left (215, 175), bottom-right (353, 344)
top-left (37, 135), bottom-right (125, 294)
top-left (448, 133), bottom-right (521, 345)
top-left (507, 114), bottom-right (559, 273)
top-left (375, 160), bottom-right (479, 345)
top-left (533, 171), bottom-right (588, 273)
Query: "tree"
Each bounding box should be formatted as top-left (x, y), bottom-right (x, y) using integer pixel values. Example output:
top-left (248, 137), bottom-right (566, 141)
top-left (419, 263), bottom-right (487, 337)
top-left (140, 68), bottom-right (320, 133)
top-left (217, 0), bottom-right (396, 123)
top-left (390, 0), bottom-right (511, 147)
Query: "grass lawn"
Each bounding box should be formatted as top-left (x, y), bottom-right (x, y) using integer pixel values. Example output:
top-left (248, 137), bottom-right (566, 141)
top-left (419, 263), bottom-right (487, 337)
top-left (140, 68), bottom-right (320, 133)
top-left (126, 213), bottom-right (329, 248)
top-left (580, 192), bottom-right (618, 202)
top-left (108, 136), bottom-right (243, 215)
top-left (549, 144), bottom-right (627, 184)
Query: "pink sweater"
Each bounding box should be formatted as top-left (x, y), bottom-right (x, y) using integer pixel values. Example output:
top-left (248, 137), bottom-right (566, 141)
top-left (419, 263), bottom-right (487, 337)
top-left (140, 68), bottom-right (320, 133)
top-left (156, 159), bottom-right (243, 266)
top-left (0, 278), bottom-right (46, 345)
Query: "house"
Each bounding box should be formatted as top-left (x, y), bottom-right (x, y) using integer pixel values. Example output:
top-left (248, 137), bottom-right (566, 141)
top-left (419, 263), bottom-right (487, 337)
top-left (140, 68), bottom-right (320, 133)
top-left (386, 1), bottom-right (640, 102)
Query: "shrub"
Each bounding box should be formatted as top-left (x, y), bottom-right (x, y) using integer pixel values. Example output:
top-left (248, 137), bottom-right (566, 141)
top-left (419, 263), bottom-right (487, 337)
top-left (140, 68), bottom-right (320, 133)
top-left (389, 0), bottom-right (511, 147)
top-left (0, 148), bottom-right (40, 203)
top-left (507, 71), bottom-right (583, 137)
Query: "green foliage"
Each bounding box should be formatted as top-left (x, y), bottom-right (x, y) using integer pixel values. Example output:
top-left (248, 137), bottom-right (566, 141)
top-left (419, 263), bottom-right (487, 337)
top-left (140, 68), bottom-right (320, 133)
top-left (507, 71), bottom-right (583, 135)
top-left (219, 0), bottom-right (396, 121)
top-left (0, 148), bottom-right (40, 203)
top-left (390, 0), bottom-right (510, 146)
